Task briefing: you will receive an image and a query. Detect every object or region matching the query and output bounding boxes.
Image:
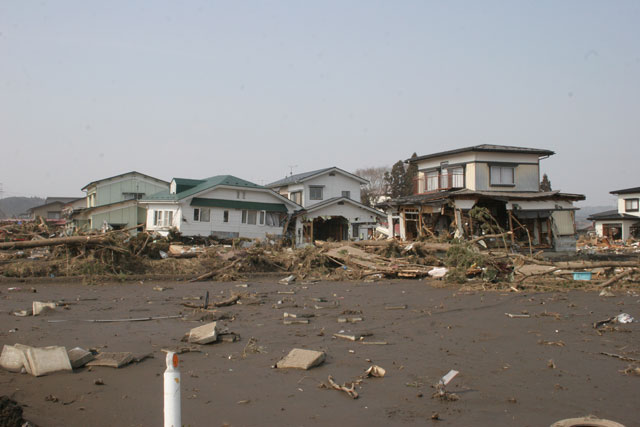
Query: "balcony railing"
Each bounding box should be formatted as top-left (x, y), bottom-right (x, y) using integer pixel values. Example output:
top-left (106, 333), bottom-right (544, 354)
top-left (413, 172), bottom-right (464, 194)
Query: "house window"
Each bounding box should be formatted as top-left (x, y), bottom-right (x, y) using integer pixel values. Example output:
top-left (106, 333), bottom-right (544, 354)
top-left (625, 198), bottom-right (639, 212)
top-left (426, 171), bottom-right (438, 191)
top-left (259, 211), bottom-right (265, 225)
top-left (223, 210), bottom-right (229, 222)
top-left (342, 191), bottom-right (351, 199)
top-left (154, 210), bottom-right (174, 227)
top-left (265, 212), bottom-right (282, 226)
top-left (47, 211), bottom-right (61, 219)
top-left (290, 191), bottom-right (302, 205)
top-left (490, 166), bottom-right (515, 186)
top-left (123, 192), bottom-right (145, 200)
top-left (310, 186), bottom-right (323, 200)
top-left (242, 210), bottom-right (257, 225)
top-left (193, 208), bottom-right (210, 222)
top-left (237, 191), bottom-right (246, 199)
top-left (449, 167), bottom-right (464, 188)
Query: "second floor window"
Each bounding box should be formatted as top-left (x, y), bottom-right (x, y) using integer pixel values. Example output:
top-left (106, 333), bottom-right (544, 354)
top-left (123, 192), bottom-right (145, 200)
top-left (341, 191), bottom-right (351, 199)
top-left (625, 198), bottom-right (639, 212)
top-left (426, 171), bottom-right (439, 191)
top-left (490, 166), bottom-right (515, 186)
top-left (310, 186), bottom-right (323, 200)
top-left (290, 191), bottom-right (302, 205)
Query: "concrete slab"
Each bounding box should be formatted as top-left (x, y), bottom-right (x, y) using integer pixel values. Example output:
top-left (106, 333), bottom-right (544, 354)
top-left (276, 348), bottom-right (325, 370)
top-left (23, 346), bottom-right (72, 377)
top-left (67, 347), bottom-right (94, 369)
top-left (188, 322), bottom-right (218, 344)
top-left (32, 301), bottom-right (56, 316)
top-left (0, 345), bottom-right (26, 373)
top-left (86, 352), bottom-right (134, 368)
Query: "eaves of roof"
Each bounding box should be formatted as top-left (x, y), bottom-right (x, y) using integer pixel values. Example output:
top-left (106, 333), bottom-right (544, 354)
top-left (407, 144), bottom-right (555, 163)
top-left (82, 171), bottom-right (169, 191)
top-left (610, 187), bottom-right (640, 195)
top-left (304, 197), bottom-right (386, 218)
top-left (267, 167), bottom-right (368, 188)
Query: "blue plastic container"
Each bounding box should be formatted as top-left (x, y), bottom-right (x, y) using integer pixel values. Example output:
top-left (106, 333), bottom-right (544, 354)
top-left (572, 272), bottom-right (592, 281)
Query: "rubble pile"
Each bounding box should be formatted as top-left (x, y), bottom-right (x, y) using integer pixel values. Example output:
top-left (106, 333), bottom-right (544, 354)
top-left (577, 235), bottom-right (640, 255)
top-left (0, 220), bottom-right (638, 289)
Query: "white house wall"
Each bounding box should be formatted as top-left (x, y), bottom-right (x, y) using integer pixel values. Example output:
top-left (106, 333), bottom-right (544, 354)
top-left (618, 192), bottom-right (640, 217)
top-left (181, 207), bottom-right (285, 239)
top-left (145, 203), bottom-right (181, 234)
top-left (303, 173), bottom-right (362, 207)
top-left (594, 220), bottom-right (634, 240)
top-left (145, 187), bottom-right (295, 239)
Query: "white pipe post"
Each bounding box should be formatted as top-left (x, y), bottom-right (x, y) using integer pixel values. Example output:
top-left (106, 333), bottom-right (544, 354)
top-left (164, 351), bottom-right (181, 427)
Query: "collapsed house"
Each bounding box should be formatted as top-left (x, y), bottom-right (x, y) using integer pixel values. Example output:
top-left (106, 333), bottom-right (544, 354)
top-left (378, 145), bottom-right (585, 251)
top-left (588, 187), bottom-right (640, 240)
top-left (267, 167), bottom-right (386, 244)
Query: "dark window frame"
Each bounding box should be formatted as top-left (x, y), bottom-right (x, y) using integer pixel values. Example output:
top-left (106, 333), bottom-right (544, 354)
top-left (625, 198), bottom-right (639, 212)
top-left (309, 186), bottom-right (324, 200)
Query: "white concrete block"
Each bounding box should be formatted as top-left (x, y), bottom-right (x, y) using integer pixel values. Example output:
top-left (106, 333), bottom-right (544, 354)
top-left (276, 348), bottom-right (325, 370)
top-left (188, 322), bottom-right (218, 344)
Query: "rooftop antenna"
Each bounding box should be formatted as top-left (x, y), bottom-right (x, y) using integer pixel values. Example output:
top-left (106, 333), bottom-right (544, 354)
top-left (287, 165), bottom-right (298, 176)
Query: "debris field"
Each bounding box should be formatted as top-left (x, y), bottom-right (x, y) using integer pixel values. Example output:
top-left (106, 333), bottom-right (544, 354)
top-left (1, 277), bottom-right (639, 426)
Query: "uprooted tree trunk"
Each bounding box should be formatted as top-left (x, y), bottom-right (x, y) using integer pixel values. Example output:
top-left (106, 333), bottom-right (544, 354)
top-left (0, 235), bottom-right (109, 250)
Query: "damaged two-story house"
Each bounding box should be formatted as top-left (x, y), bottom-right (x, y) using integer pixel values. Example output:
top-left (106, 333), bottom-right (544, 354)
top-left (267, 167), bottom-right (386, 244)
top-left (378, 145), bottom-right (585, 251)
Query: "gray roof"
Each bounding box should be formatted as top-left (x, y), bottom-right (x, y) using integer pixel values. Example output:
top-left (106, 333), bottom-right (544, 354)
top-left (45, 197), bottom-right (81, 204)
top-left (267, 167), bottom-right (367, 187)
top-left (407, 144), bottom-right (555, 163)
top-left (587, 210), bottom-right (639, 221)
top-left (610, 187), bottom-right (640, 195)
top-left (82, 171), bottom-right (169, 191)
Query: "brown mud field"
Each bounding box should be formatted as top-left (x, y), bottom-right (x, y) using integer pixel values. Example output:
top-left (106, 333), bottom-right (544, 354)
top-left (1, 276), bottom-right (638, 426)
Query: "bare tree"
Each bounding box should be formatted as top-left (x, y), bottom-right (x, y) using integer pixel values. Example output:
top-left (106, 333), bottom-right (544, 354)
top-left (540, 173), bottom-right (552, 192)
top-left (355, 166), bottom-right (390, 207)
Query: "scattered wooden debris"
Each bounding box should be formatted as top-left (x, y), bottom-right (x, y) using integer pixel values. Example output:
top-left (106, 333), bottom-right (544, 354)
top-left (326, 375), bottom-right (359, 399)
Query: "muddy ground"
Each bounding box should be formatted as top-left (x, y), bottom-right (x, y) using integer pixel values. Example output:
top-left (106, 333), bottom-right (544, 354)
top-left (1, 276), bottom-right (638, 427)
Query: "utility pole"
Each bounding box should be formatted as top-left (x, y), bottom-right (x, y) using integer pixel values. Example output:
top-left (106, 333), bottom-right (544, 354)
top-left (0, 183), bottom-right (3, 199)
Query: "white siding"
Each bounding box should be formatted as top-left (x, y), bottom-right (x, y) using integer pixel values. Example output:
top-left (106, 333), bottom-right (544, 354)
top-left (618, 193), bottom-right (640, 217)
top-left (303, 173), bottom-right (362, 207)
top-left (157, 187), bottom-right (295, 239)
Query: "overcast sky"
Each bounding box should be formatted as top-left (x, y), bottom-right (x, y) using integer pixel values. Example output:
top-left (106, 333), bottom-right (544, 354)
top-left (1, 1), bottom-right (638, 206)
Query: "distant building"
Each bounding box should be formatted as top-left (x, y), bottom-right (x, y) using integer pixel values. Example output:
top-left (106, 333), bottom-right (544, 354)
top-left (28, 197), bottom-right (82, 220)
top-left (587, 187), bottom-right (640, 240)
top-left (73, 171), bottom-right (169, 233)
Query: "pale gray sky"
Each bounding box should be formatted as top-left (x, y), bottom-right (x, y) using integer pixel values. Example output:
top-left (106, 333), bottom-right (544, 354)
top-left (1, 1), bottom-right (638, 206)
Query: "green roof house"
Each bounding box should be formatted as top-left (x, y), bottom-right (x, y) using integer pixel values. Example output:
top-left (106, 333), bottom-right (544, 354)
top-left (141, 175), bottom-right (301, 239)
